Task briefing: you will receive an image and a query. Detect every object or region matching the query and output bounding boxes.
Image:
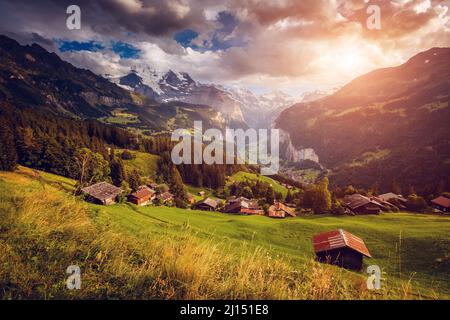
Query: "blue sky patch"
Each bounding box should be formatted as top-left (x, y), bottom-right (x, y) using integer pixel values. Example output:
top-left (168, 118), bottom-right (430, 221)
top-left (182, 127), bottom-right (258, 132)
top-left (58, 40), bottom-right (104, 53)
top-left (111, 41), bottom-right (140, 59)
top-left (174, 11), bottom-right (243, 52)
top-left (174, 29), bottom-right (199, 48)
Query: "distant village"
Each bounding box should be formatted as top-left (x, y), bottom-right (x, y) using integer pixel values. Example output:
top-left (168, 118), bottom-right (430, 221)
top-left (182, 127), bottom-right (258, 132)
top-left (80, 180), bottom-right (450, 219)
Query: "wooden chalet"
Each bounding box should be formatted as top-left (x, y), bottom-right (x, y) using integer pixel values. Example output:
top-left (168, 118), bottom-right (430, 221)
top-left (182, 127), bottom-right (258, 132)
top-left (431, 196), bottom-right (450, 213)
top-left (377, 192), bottom-right (407, 209)
top-left (268, 202), bottom-right (296, 218)
top-left (344, 194), bottom-right (386, 215)
top-left (193, 198), bottom-right (218, 211)
top-left (128, 186), bottom-right (155, 206)
top-left (312, 229), bottom-right (372, 270)
top-left (81, 182), bottom-right (123, 205)
top-left (222, 197), bottom-right (264, 215)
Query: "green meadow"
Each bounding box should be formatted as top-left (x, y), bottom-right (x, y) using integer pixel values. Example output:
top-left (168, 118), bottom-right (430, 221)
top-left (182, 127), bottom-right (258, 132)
top-left (0, 167), bottom-right (449, 299)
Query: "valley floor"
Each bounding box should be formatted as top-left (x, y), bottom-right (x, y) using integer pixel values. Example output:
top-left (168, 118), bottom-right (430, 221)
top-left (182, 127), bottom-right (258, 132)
top-left (0, 167), bottom-right (449, 299)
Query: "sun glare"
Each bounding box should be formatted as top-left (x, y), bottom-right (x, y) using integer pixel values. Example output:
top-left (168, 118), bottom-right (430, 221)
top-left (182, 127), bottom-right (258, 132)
top-left (338, 48), bottom-right (367, 74)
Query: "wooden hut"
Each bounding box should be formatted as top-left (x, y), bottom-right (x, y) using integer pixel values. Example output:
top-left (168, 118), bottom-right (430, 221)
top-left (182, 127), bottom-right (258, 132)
top-left (312, 229), bottom-right (372, 270)
top-left (81, 182), bottom-right (123, 205)
top-left (431, 196), bottom-right (450, 213)
top-left (193, 198), bottom-right (218, 211)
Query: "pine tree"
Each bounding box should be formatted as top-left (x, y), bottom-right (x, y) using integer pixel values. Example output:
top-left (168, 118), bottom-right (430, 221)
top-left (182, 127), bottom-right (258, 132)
top-left (128, 169), bottom-right (142, 192)
top-left (169, 165), bottom-right (186, 199)
top-left (265, 187), bottom-right (275, 205)
top-left (0, 121), bottom-right (18, 171)
top-left (285, 190), bottom-right (293, 203)
top-left (314, 177), bottom-right (332, 213)
top-left (110, 159), bottom-right (126, 187)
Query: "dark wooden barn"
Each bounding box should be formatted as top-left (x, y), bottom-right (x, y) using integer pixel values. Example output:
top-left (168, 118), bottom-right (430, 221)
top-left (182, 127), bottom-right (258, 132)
top-left (312, 229), bottom-right (372, 270)
top-left (193, 198), bottom-right (218, 211)
top-left (81, 182), bottom-right (123, 205)
top-left (431, 196), bottom-right (450, 213)
top-left (344, 194), bottom-right (386, 215)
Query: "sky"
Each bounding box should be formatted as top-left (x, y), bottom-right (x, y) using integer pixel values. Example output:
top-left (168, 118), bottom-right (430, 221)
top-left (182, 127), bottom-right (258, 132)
top-left (0, 0), bottom-right (449, 95)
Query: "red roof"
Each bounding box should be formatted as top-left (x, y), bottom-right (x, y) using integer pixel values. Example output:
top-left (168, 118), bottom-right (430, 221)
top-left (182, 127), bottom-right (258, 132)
top-left (431, 196), bottom-right (450, 208)
top-left (312, 229), bottom-right (372, 258)
top-left (130, 187), bottom-right (154, 199)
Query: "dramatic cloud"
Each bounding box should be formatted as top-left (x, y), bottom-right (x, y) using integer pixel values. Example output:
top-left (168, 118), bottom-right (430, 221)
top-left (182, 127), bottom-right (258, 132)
top-left (0, 0), bottom-right (449, 93)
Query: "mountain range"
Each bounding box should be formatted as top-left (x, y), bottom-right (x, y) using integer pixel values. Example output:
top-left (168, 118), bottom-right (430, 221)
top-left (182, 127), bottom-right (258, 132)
top-left (275, 47), bottom-right (450, 193)
top-left (1, 33), bottom-right (449, 193)
top-left (0, 35), bottom-right (229, 132)
top-left (110, 66), bottom-right (301, 128)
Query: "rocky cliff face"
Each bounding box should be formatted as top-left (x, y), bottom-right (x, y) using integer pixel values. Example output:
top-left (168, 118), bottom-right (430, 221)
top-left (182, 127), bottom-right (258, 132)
top-left (279, 129), bottom-right (319, 163)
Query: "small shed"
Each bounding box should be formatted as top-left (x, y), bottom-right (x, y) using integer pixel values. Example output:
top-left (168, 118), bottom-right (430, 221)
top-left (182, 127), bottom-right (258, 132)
top-left (431, 196), bottom-right (450, 213)
top-left (81, 182), bottom-right (123, 205)
top-left (128, 186), bottom-right (155, 206)
top-left (312, 229), bottom-right (372, 270)
top-left (193, 198), bottom-right (218, 211)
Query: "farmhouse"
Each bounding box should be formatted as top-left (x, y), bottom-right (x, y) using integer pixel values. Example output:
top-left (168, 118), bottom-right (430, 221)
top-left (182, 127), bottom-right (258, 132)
top-left (431, 196), bottom-right (450, 213)
top-left (222, 197), bottom-right (264, 215)
top-left (127, 186), bottom-right (155, 206)
top-left (377, 192), bottom-right (407, 209)
top-left (193, 198), bottom-right (218, 211)
top-left (344, 194), bottom-right (386, 215)
top-left (268, 202), bottom-right (296, 218)
top-left (81, 182), bottom-right (122, 205)
top-left (312, 229), bottom-right (372, 270)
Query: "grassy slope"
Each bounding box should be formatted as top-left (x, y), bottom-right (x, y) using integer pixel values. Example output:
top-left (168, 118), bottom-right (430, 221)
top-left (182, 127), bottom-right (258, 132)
top-left (1, 167), bottom-right (449, 299)
top-left (98, 203), bottom-right (450, 298)
top-left (227, 171), bottom-right (290, 197)
top-left (115, 149), bottom-right (159, 179)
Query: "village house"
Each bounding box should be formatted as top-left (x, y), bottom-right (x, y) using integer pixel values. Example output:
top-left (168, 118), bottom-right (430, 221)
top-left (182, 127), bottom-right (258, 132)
top-left (312, 229), bottom-right (372, 270)
top-left (268, 202), bottom-right (296, 218)
top-left (431, 196), bottom-right (450, 213)
top-left (222, 197), bottom-right (264, 215)
top-left (198, 191), bottom-right (206, 197)
top-left (344, 194), bottom-right (386, 215)
top-left (81, 182), bottom-right (123, 205)
top-left (377, 192), bottom-right (407, 209)
top-left (156, 191), bottom-right (174, 205)
top-left (127, 186), bottom-right (155, 206)
top-left (193, 198), bottom-right (218, 211)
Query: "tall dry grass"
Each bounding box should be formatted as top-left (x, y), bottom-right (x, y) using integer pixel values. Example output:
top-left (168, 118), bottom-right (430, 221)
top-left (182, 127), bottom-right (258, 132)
top-left (0, 186), bottom-right (403, 300)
